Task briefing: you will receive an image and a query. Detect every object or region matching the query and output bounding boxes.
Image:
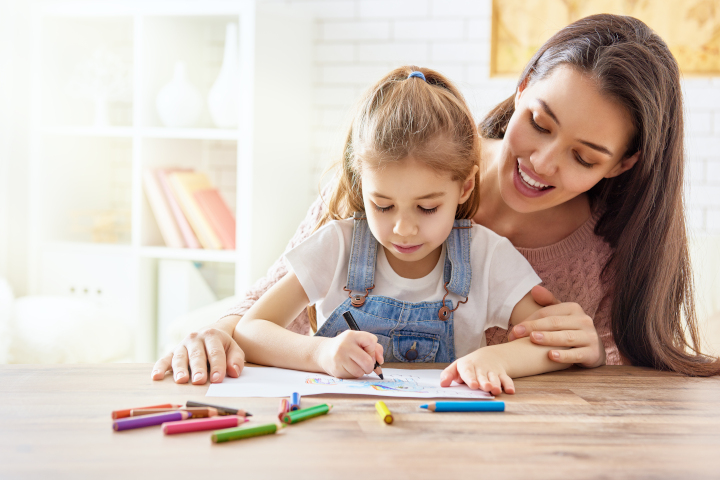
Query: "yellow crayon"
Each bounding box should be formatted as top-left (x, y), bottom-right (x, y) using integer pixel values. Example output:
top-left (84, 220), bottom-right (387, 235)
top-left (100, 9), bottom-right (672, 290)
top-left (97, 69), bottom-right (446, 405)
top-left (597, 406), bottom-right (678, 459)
top-left (375, 401), bottom-right (393, 424)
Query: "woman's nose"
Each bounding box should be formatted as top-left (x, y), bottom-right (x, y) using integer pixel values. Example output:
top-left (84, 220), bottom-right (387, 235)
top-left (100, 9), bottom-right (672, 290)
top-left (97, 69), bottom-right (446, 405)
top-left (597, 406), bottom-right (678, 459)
top-left (530, 144), bottom-right (559, 176)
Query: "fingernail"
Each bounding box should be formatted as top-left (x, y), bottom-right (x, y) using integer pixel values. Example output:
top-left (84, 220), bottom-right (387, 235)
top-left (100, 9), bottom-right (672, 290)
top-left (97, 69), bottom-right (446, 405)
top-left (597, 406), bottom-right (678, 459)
top-left (175, 372), bottom-right (185, 380)
top-left (151, 370), bottom-right (159, 377)
top-left (515, 325), bottom-right (526, 335)
top-left (212, 372), bottom-right (220, 382)
top-left (193, 372), bottom-right (202, 382)
top-left (551, 351), bottom-right (560, 359)
top-left (532, 332), bottom-right (544, 340)
top-left (233, 364), bottom-right (240, 376)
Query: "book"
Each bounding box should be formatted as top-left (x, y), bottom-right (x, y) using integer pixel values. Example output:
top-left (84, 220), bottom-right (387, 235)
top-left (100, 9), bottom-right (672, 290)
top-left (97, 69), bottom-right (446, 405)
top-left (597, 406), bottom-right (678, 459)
top-left (156, 169), bottom-right (201, 249)
top-left (168, 171), bottom-right (223, 250)
top-left (142, 170), bottom-right (185, 248)
top-left (194, 189), bottom-right (236, 250)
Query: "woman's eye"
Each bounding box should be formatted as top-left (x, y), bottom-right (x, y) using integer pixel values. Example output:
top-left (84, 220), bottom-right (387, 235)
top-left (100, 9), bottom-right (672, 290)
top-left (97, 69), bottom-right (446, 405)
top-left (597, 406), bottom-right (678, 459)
top-left (418, 206), bottom-right (438, 215)
top-left (374, 204), bottom-right (393, 213)
top-left (574, 152), bottom-right (593, 168)
top-left (529, 114), bottom-right (549, 133)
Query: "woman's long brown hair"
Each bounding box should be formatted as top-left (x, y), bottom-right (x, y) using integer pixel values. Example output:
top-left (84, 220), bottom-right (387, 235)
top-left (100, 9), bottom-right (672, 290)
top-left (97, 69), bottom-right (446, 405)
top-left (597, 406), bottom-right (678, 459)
top-left (481, 14), bottom-right (719, 376)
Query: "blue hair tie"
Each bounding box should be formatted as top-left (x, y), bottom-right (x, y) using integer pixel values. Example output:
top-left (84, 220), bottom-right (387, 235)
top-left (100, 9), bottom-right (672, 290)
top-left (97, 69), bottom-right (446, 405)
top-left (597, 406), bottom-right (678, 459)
top-left (407, 71), bottom-right (426, 81)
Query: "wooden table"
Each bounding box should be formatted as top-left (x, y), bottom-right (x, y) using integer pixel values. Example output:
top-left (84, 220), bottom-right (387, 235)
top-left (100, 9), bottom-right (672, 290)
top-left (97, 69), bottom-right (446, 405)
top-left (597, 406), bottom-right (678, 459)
top-left (1, 364), bottom-right (719, 479)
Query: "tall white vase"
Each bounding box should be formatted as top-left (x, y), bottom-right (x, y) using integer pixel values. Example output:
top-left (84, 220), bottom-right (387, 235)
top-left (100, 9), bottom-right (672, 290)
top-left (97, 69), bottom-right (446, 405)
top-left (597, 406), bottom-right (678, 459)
top-left (156, 61), bottom-right (203, 128)
top-left (208, 23), bottom-right (240, 128)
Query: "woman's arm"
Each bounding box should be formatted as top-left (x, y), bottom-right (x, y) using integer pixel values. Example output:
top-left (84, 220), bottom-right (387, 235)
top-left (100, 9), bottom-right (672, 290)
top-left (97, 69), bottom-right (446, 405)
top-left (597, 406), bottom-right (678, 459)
top-left (235, 272), bottom-right (384, 378)
top-left (151, 186), bottom-right (330, 384)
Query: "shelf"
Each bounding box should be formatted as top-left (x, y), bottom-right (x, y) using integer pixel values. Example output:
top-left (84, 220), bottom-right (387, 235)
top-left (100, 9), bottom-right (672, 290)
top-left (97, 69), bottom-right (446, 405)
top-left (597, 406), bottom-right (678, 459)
top-left (42, 241), bottom-right (135, 256)
top-left (139, 246), bottom-right (239, 263)
top-left (140, 127), bottom-right (239, 140)
top-left (42, 126), bottom-right (135, 138)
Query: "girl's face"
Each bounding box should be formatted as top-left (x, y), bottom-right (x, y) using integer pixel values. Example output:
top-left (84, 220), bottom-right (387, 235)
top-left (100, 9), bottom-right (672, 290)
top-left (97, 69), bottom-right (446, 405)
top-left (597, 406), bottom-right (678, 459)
top-left (498, 65), bottom-right (640, 213)
top-left (361, 157), bottom-right (477, 278)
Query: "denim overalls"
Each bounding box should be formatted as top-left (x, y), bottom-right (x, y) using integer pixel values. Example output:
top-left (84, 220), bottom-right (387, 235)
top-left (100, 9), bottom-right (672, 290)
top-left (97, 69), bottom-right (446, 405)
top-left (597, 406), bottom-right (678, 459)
top-left (315, 213), bottom-right (472, 363)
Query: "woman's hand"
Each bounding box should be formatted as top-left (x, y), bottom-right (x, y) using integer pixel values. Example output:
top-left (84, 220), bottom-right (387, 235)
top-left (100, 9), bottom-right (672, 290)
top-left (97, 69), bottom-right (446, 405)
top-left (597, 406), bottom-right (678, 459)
top-left (151, 315), bottom-right (246, 384)
top-left (439, 348), bottom-right (515, 395)
top-left (508, 286), bottom-right (606, 368)
top-left (315, 330), bottom-right (384, 379)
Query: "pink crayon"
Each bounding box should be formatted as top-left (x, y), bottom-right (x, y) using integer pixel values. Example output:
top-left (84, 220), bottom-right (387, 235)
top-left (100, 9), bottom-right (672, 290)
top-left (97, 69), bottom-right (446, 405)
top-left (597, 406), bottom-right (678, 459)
top-left (113, 411), bottom-right (192, 431)
top-left (162, 415), bottom-right (247, 435)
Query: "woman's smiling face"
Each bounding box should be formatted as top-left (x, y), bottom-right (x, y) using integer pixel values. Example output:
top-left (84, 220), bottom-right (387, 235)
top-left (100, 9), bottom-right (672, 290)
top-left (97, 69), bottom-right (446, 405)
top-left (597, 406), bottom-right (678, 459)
top-left (498, 65), bottom-right (640, 213)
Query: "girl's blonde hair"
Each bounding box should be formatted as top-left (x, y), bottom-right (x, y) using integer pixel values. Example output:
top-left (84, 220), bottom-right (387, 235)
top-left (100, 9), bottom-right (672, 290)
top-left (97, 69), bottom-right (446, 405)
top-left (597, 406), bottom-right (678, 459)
top-left (308, 66), bottom-right (481, 331)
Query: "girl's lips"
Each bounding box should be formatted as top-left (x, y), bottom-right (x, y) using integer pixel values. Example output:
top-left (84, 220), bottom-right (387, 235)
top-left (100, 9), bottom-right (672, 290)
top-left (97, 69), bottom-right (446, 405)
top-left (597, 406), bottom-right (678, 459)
top-left (392, 243), bottom-right (422, 254)
top-left (513, 160), bottom-right (555, 198)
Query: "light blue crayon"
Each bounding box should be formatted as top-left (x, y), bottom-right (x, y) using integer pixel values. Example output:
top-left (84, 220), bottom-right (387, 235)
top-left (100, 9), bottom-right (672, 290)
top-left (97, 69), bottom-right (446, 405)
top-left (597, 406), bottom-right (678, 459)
top-left (290, 392), bottom-right (301, 411)
top-left (420, 401), bottom-right (505, 412)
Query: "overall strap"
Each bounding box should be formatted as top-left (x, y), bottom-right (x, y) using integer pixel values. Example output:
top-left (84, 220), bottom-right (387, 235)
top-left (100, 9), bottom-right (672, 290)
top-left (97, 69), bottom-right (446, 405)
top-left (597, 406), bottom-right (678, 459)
top-left (442, 219), bottom-right (472, 298)
top-left (344, 212), bottom-right (377, 306)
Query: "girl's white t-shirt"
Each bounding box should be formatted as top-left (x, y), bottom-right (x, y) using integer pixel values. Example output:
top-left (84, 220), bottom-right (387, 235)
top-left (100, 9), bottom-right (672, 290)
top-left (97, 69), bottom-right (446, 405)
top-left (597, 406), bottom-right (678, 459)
top-left (285, 218), bottom-right (541, 357)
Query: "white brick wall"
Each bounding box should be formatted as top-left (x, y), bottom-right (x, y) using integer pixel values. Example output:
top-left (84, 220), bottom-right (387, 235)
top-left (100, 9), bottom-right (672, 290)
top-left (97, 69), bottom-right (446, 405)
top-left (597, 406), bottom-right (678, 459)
top-left (272, 0), bottom-right (720, 235)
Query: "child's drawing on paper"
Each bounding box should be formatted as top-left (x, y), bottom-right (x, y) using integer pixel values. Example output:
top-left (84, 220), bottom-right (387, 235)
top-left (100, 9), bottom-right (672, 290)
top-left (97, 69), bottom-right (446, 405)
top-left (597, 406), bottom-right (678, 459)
top-left (305, 374), bottom-right (428, 393)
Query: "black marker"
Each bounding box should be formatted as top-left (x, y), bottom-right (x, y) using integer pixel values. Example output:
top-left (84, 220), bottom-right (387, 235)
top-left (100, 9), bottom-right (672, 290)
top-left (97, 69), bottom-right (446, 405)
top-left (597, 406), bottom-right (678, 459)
top-left (342, 311), bottom-right (384, 379)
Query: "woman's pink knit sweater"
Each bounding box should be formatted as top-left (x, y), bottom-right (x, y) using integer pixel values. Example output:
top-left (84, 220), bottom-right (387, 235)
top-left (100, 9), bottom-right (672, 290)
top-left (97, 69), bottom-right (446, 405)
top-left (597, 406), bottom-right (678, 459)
top-left (222, 193), bottom-right (621, 365)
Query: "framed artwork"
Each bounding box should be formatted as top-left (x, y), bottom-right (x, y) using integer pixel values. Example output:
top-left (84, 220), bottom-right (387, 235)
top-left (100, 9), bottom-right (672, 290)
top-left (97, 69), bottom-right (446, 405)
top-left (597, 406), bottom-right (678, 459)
top-left (491, 0), bottom-right (720, 76)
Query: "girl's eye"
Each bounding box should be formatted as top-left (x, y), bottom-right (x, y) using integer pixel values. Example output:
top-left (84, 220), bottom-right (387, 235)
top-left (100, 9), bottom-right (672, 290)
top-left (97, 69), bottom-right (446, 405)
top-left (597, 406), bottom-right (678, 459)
top-left (574, 152), bottom-right (593, 168)
top-left (418, 206), bottom-right (438, 215)
top-left (529, 114), bottom-right (549, 133)
top-left (374, 204), bottom-right (394, 213)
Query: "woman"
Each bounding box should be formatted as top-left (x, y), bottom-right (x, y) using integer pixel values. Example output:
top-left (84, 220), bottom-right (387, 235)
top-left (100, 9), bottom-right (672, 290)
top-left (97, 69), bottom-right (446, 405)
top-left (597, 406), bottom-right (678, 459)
top-left (152, 14), bottom-right (720, 385)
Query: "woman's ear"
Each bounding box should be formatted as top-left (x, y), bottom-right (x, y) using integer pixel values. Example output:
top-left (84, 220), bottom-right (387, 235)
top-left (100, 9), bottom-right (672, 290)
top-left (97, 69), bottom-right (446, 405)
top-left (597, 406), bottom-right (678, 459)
top-left (605, 150), bottom-right (641, 179)
top-left (458, 165), bottom-right (479, 204)
top-left (514, 77), bottom-right (530, 109)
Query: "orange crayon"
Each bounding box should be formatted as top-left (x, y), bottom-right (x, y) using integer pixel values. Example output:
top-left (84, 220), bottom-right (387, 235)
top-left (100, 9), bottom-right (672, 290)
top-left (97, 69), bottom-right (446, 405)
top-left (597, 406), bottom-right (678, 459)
top-left (131, 407), bottom-right (218, 418)
top-left (112, 404), bottom-right (181, 420)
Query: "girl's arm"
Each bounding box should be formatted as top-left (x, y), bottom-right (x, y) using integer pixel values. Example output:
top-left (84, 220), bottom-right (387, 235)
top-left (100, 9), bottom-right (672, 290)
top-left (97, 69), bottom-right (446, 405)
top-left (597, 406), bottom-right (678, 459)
top-left (440, 291), bottom-right (570, 394)
top-left (234, 271), bottom-right (384, 378)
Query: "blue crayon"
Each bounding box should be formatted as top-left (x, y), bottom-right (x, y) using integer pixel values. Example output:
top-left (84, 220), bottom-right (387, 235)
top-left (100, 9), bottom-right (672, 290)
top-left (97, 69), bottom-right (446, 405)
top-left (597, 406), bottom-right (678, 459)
top-left (420, 401), bottom-right (505, 412)
top-left (290, 392), bottom-right (301, 411)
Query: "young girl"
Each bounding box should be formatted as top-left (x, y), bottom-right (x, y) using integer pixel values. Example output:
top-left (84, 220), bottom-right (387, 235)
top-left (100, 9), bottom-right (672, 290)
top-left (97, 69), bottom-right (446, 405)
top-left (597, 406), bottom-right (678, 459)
top-left (233, 67), bottom-right (569, 395)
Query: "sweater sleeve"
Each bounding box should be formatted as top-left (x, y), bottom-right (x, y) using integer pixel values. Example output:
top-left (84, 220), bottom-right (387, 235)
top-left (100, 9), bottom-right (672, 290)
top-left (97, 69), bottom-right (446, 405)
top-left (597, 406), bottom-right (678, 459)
top-left (219, 185), bottom-right (330, 335)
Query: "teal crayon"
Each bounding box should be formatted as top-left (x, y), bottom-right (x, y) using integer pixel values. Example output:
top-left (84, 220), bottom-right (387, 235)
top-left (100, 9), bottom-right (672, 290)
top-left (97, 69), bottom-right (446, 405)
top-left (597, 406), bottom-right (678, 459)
top-left (420, 401), bottom-right (505, 412)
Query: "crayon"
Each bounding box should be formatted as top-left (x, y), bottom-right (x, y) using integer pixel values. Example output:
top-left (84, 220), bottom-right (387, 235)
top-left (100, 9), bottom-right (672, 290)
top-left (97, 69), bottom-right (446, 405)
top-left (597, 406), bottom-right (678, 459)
top-left (185, 401), bottom-right (252, 417)
top-left (342, 311), bottom-right (383, 379)
top-left (282, 404), bottom-right (332, 425)
top-left (162, 416), bottom-right (247, 435)
top-left (420, 401), bottom-right (505, 412)
top-left (290, 392), bottom-right (301, 411)
top-left (113, 411), bottom-right (192, 431)
top-left (211, 422), bottom-right (284, 443)
top-left (111, 403), bottom-right (181, 420)
top-left (375, 401), bottom-right (393, 424)
top-left (131, 407), bottom-right (218, 418)
top-left (278, 398), bottom-right (290, 421)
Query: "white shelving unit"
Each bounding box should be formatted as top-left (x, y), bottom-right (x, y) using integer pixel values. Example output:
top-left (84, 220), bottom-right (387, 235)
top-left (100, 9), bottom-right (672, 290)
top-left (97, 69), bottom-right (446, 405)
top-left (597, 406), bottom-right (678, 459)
top-left (27, 0), bottom-right (313, 361)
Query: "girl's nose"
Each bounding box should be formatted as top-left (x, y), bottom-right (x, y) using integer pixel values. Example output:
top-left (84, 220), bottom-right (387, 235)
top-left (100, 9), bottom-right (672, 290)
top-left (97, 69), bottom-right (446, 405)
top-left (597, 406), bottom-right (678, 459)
top-left (393, 215), bottom-right (417, 237)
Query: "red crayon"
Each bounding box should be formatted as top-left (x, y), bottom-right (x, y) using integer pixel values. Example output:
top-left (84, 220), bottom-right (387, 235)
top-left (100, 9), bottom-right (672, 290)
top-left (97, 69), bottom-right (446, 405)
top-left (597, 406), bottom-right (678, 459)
top-left (278, 399), bottom-right (290, 421)
top-left (112, 404), bottom-right (182, 420)
top-left (162, 416), bottom-right (246, 435)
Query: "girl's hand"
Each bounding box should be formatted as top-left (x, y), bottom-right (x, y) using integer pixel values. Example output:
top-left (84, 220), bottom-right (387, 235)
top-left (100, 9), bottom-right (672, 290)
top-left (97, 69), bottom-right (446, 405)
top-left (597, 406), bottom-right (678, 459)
top-left (439, 348), bottom-right (515, 395)
top-left (508, 286), bottom-right (606, 368)
top-left (151, 316), bottom-right (246, 384)
top-left (315, 330), bottom-right (384, 379)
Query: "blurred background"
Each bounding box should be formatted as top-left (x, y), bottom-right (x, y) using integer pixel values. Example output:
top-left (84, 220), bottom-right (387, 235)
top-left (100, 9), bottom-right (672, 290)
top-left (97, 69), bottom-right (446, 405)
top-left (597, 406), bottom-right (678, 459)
top-left (0, 0), bottom-right (718, 364)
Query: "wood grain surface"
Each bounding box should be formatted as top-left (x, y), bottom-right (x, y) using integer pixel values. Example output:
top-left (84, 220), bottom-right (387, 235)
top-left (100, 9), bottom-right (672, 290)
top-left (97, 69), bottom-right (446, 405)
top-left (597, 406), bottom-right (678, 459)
top-left (1, 364), bottom-right (719, 479)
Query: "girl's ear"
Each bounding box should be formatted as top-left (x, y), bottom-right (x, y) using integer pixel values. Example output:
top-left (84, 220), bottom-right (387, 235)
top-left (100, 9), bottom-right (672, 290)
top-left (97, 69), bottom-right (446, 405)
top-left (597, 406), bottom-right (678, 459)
top-left (514, 77), bottom-right (530, 109)
top-left (458, 165), bottom-right (479, 204)
top-left (605, 150), bottom-right (641, 179)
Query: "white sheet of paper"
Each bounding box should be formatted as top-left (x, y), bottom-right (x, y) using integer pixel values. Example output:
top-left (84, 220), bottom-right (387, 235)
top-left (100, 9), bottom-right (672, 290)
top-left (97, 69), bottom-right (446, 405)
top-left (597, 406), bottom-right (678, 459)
top-left (206, 366), bottom-right (494, 399)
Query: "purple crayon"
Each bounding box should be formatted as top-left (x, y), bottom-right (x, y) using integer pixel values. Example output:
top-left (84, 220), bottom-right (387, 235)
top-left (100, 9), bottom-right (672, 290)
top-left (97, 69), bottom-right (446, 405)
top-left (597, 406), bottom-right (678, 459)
top-left (113, 411), bottom-right (192, 431)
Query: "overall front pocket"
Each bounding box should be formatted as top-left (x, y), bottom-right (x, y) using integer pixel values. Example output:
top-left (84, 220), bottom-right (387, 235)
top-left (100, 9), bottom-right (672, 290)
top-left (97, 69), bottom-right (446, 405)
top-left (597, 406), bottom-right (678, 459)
top-left (392, 333), bottom-right (440, 363)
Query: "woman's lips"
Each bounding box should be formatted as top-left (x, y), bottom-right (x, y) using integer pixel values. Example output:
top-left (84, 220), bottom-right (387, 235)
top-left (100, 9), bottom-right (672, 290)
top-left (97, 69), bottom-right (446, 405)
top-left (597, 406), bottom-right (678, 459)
top-left (513, 160), bottom-right (555, 198)
top-left (392, 243), bottom-right (422, 254)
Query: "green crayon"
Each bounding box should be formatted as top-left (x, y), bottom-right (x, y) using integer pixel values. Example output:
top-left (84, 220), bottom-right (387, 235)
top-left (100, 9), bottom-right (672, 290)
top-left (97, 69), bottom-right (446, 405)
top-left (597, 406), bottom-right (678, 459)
top-left (282, 403), bottom-right (333, 424)
top-left (211, 422), bottom-right (283, 443)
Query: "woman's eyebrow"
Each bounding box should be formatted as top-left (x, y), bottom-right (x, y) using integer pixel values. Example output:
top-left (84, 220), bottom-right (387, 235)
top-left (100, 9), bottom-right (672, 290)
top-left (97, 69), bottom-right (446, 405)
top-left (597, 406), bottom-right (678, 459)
top-left (538, 99), bottom-right (613, 157)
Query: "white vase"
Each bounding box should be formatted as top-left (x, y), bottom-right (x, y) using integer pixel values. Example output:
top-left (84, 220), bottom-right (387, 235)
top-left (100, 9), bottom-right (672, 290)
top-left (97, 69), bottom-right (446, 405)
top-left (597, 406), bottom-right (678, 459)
top-left (155, 61), bottom-right (203, 128)
top-left (208, 23), bottom-right (240, 128)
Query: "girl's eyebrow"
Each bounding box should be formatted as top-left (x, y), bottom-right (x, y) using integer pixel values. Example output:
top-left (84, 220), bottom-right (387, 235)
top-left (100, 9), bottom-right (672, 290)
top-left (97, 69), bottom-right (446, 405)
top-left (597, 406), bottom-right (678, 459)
top-left (538, 99), bottom-right (614, 157)
top-left (371, 192), bottom-right (446, 200)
